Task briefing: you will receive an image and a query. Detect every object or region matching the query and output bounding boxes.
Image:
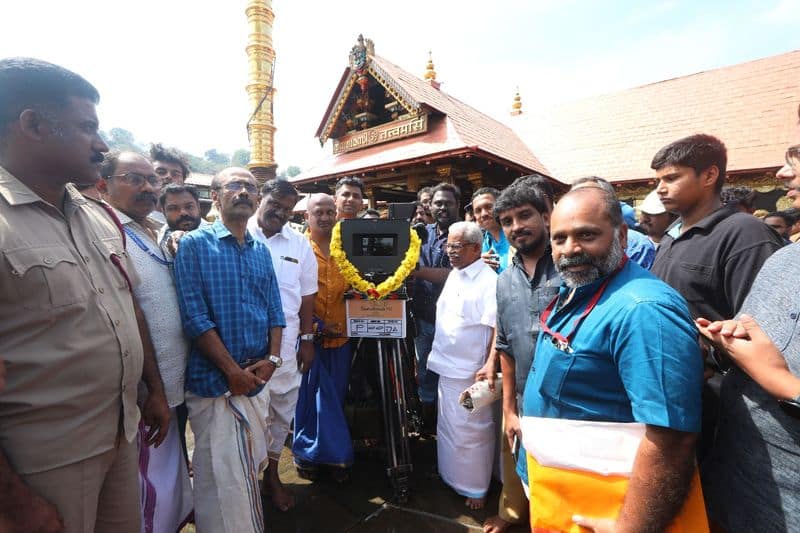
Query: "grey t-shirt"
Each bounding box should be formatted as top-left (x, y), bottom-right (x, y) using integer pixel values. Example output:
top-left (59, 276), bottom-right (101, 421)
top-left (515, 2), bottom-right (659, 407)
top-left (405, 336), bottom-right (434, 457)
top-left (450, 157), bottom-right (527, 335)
top-left (495, 250), bottom-right (560, 398)
top-left (702, 243), bottom-right (800, 532)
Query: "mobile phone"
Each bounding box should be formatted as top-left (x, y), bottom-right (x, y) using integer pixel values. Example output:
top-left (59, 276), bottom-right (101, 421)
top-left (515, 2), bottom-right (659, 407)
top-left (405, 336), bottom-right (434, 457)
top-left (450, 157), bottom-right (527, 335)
top-left (511, 434), bottom-right (521, 463)
top-left (698, 332), bottom-right (731, 374)
top-left (779, 399), bottom-right (800, 420)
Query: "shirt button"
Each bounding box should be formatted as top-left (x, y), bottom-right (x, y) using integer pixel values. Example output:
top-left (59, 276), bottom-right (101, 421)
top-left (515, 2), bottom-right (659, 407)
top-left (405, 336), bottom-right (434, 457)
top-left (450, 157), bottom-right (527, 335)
top-left (791, 313), bottom-right (798, 320)
top-left (43, 257), bottom-right (53, 265)
top-left (83, 256), bottom-right (90, 263)
top-left (122, 384), bottom-right (126, 392)
top-left (98, 287), bottom-right (105, 294)
top-left (114, 319), bottom-right (121, 326)
top-left (124, 350), bottom-right (130, 357)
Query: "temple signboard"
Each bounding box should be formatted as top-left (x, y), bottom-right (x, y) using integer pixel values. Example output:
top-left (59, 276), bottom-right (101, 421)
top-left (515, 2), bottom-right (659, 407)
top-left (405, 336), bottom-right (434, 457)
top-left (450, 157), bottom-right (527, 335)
top-left (333, 114), bottom-right (428, 154)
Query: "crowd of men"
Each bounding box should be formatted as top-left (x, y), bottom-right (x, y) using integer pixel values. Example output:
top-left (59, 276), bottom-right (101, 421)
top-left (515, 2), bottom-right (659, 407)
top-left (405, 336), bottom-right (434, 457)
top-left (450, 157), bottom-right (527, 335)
top-left (1, 56), bottom-right (800, 533)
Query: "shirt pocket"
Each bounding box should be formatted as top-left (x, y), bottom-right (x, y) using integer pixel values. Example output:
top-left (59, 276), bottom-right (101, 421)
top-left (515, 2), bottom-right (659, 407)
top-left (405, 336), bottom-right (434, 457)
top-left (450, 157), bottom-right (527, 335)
top-left (4, 244), bottom-right (89, 309)
top-left (537, 348), bottom-right (575, 404)
top-left (93, 237), bottom-right (131, 290)
top-left (276, 256), bottom-right (300, 289)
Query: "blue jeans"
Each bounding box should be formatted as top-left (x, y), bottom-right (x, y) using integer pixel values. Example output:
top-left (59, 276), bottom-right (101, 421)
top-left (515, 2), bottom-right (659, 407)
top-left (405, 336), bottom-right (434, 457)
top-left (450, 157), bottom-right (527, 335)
top-left (414, 318), bottom-right (439, 405)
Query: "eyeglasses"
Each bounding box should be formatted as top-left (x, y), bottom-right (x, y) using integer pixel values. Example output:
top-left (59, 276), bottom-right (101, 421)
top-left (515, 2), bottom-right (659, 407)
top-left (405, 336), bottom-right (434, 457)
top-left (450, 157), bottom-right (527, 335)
top-left (109, 172), bottom-right (162, 188)
top-left (787, 145), bottom-right (800, 172)
top-left (218, 181), bottom-right (259, 194)
top-left (444, 242), bottom-right (472, 251)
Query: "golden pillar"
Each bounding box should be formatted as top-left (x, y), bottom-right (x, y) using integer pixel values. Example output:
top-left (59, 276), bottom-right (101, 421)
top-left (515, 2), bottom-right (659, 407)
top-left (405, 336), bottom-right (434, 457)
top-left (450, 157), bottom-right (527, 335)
top-left (245, 0), bottom-right (277, 182)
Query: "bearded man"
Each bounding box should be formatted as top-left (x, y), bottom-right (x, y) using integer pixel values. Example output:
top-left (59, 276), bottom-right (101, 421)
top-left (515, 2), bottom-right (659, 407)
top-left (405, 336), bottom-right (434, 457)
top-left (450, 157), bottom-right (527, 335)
top-left (517, 187), bottom-right (704, 533)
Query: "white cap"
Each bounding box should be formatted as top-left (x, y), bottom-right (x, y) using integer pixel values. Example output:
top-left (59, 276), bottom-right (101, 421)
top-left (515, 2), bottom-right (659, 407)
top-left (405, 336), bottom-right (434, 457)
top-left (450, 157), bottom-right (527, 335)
top-left (640, 189), bottom-right (666, 215)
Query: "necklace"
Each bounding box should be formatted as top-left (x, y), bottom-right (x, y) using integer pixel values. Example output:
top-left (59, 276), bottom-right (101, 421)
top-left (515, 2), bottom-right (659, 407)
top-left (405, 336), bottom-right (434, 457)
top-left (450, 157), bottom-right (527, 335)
top-left (123, 226), bottom-right (173, 267)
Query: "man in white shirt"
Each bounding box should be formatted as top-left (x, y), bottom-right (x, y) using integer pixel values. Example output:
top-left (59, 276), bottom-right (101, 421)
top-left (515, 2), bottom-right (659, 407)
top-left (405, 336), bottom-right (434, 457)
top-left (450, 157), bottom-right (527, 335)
top-left (248, 179), bottom-right (317, 511)
top-left (427, 221), bottom-right (498, 510)
top-left (98, 151), bottom-right (192, 531)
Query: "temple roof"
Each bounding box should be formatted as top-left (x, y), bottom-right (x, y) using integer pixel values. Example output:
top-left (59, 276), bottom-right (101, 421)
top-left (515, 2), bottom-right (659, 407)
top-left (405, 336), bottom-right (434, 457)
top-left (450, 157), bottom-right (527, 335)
top-left (293, 49), bottom-right (549, 185)
top-left (511, 49), bottom-right (800, 184)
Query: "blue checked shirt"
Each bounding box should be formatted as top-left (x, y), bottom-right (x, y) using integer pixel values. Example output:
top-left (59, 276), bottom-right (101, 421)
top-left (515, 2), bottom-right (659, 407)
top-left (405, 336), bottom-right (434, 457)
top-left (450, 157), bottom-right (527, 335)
top-left (174, 220), bottom-right (286, 397)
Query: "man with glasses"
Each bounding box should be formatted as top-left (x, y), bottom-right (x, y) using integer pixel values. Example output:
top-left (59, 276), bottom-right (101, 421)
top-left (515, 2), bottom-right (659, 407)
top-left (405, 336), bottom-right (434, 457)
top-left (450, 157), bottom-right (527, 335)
top-left (411, 182), bottom-right (460, 430)
top-left (174, 167), bottom-right (286, 533)
top-left (97, 151), bottom-right (192, 531)
top-left (427, 221), bottom-right (498, 510)
top-left (697, 104), bottom-right (800, 532)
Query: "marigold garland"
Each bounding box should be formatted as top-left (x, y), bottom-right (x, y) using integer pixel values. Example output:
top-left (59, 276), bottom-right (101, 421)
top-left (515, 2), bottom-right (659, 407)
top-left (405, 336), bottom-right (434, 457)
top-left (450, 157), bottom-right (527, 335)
top-left (330, 221), bottom-right (421, 300)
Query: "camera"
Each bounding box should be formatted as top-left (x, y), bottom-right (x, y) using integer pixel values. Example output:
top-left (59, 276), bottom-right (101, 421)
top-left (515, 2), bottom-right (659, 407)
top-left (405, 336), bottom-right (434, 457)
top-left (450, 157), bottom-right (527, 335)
top-left (339, 203), bottom-right (427, 283)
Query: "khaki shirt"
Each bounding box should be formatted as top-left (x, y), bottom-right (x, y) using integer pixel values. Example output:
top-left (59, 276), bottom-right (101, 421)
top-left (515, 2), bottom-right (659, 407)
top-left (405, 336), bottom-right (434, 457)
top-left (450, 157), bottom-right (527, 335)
top-left (0, 166), bottom-right (143, 475)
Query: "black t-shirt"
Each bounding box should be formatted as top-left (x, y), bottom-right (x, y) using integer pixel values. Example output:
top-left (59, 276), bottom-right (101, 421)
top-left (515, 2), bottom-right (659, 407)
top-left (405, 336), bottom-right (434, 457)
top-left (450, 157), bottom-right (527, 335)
top-left (651, 206), bottom-right (784, 321)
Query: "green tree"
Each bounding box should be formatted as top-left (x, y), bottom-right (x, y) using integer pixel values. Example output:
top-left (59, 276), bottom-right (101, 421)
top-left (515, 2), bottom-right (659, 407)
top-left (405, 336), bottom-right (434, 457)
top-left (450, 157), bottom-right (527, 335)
top-left (204, 149), bottom-right (230, 166)
top-left (231, 149), bottom-right (251, 167)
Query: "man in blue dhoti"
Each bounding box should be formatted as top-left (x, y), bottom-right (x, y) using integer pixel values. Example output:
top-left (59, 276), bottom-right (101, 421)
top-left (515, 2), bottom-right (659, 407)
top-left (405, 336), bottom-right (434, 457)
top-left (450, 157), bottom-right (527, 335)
top-left (292, 193), bottom-right (354, 482)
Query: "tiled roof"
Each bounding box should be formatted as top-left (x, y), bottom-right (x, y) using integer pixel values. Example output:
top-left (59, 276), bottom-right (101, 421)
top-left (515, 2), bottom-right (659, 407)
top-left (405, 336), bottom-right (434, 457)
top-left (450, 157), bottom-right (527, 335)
top-left (295, 54), bottom-right (550, 183)
top-left (511, 49), bottom-right (800, 184)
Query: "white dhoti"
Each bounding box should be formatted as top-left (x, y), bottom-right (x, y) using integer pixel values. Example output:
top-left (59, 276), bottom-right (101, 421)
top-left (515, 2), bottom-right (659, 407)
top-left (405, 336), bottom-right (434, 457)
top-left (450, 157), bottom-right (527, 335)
top-left (265, 366), bottom-right (301, 460)
top-left (264, 333), bottom-right (302, 461)
top-left (437, 375), bottom-right (496, 499)
top-left (138, 408), bottom-right (193, 533)
top-left (187, 389), bottom-right (270, 533)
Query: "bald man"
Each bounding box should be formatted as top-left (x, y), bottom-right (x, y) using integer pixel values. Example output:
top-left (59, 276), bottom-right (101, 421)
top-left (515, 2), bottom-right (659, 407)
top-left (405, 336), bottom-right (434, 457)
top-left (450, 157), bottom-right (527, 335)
top-left (292, 194), bottom-right (355, 481)
top-left (518, 187), bottom-right (704, 532)
top-left (173, 167), bottom-right (286, 533)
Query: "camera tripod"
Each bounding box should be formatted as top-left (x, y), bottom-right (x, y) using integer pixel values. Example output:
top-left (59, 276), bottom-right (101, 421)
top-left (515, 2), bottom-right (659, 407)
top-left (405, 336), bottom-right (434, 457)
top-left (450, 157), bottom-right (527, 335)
top-left (350, 332), bottom-right (418, 504)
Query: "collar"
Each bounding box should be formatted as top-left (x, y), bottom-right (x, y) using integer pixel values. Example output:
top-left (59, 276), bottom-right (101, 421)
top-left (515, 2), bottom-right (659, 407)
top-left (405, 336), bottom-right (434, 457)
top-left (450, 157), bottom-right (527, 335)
top-left (456, 257), bottom-right (487, 280)
top-left (672, 206), bottom-right (736, 239)
top-left (112, 207), bottom-right (160, 231)
top-left (0, 165), bottom-right (90, 208)
top-left (211, 218), bottom-right (254, 245)
top-left (248, 215), bottom-right (291, 241)
top-left (556, 257), bottom-right (627, 305)
top-left (512, 246), bottom-right (554, 279)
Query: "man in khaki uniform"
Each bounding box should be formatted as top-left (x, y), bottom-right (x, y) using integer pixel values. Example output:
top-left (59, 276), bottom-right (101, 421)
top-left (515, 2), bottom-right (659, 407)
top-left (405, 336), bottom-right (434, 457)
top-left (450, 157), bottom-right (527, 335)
top-left (0, 58), bottom-right (169, 533)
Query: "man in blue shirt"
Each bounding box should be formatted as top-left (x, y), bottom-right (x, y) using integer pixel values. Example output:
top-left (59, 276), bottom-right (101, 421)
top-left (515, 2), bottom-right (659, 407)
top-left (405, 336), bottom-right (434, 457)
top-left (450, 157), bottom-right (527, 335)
top-left (472, 187), bottom-right (511, 273)
top-left (519, 187), bottom-right (703, 533)
top-left (174, 167), bottom-right (285, 533)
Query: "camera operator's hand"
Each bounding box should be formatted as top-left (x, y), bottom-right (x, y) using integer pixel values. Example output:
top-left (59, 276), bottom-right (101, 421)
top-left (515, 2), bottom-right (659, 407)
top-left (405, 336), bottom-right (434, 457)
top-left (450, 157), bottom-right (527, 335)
top-left (297, 340), bottom-right (315, 373)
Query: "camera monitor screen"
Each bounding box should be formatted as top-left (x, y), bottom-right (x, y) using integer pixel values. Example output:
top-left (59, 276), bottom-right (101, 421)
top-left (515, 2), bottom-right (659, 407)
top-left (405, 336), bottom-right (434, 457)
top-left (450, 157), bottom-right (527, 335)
top-left (340, 219), bottom-right (410, 276)
top-left (354, 234), bottom-right (397, 256)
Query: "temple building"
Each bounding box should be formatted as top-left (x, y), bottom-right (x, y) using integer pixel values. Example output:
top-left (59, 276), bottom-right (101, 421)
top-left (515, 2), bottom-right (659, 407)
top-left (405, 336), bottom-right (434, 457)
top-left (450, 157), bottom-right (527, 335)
top-left (291, 35), bottom-right (560, 206)
top-left (510, 49), bottom-right (800, 210)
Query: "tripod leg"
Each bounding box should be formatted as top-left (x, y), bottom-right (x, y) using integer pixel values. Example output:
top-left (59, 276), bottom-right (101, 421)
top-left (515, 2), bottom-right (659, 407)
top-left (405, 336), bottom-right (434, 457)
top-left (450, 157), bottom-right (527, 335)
top-left (377, 341), bottom-right (399, 471)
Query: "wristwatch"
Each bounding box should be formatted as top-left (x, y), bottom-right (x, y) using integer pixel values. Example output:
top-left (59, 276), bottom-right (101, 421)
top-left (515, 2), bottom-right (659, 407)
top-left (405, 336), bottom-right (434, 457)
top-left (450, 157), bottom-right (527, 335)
top-left (299, 333), bottom-right (315, 342)
top-left (267, 354), bottom-right (283, 368)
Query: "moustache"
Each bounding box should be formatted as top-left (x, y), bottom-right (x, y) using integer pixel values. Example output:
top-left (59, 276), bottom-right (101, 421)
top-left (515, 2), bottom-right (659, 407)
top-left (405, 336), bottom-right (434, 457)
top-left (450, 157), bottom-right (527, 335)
top-left (176, 215), bottom-right (200, 227)
top-left (557, 253), bottom-right (594, 269)
top-left (234, 199), bottom-right (253, 207)
top-left (90, 152), bottom-right (104, 164)
top-left (135, 192), bottom-right (157, 204)
top-left (511, 229), bottom-right (532, 240)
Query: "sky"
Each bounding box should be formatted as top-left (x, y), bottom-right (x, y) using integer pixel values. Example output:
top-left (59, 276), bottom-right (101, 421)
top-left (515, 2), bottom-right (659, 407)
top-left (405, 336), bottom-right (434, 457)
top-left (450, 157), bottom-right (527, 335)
top-left (2, 0), bottom-right (798, 173)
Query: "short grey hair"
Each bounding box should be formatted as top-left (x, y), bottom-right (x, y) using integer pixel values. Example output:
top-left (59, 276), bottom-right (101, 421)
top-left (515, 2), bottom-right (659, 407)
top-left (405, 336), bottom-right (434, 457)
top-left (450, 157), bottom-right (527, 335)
top-left (449, 221), bottom-right (482, 244)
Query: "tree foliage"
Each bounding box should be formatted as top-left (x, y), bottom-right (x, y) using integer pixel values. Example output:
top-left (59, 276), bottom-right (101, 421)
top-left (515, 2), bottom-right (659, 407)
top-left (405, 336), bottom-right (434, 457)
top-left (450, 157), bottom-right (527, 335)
top-left (98, 128), bottom-right (280, 176)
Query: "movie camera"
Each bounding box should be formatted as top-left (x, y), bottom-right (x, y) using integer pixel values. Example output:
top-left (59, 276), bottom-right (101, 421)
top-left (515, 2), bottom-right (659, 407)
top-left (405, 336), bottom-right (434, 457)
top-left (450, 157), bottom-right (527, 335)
top-left (340, 203), bottom-right (425, 503)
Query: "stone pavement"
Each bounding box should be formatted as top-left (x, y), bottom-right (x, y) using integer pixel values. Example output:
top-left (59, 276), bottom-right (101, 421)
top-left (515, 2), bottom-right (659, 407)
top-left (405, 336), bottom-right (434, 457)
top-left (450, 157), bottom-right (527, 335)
top-left (260, 436), bottom-right (530, 533)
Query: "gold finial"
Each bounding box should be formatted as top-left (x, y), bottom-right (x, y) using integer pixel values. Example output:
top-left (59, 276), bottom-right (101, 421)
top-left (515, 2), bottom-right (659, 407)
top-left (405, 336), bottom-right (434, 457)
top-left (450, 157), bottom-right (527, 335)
top-left (424, 51), bottom-right (437, 82)
top-left (511, 87), bottom-right (522, 116)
